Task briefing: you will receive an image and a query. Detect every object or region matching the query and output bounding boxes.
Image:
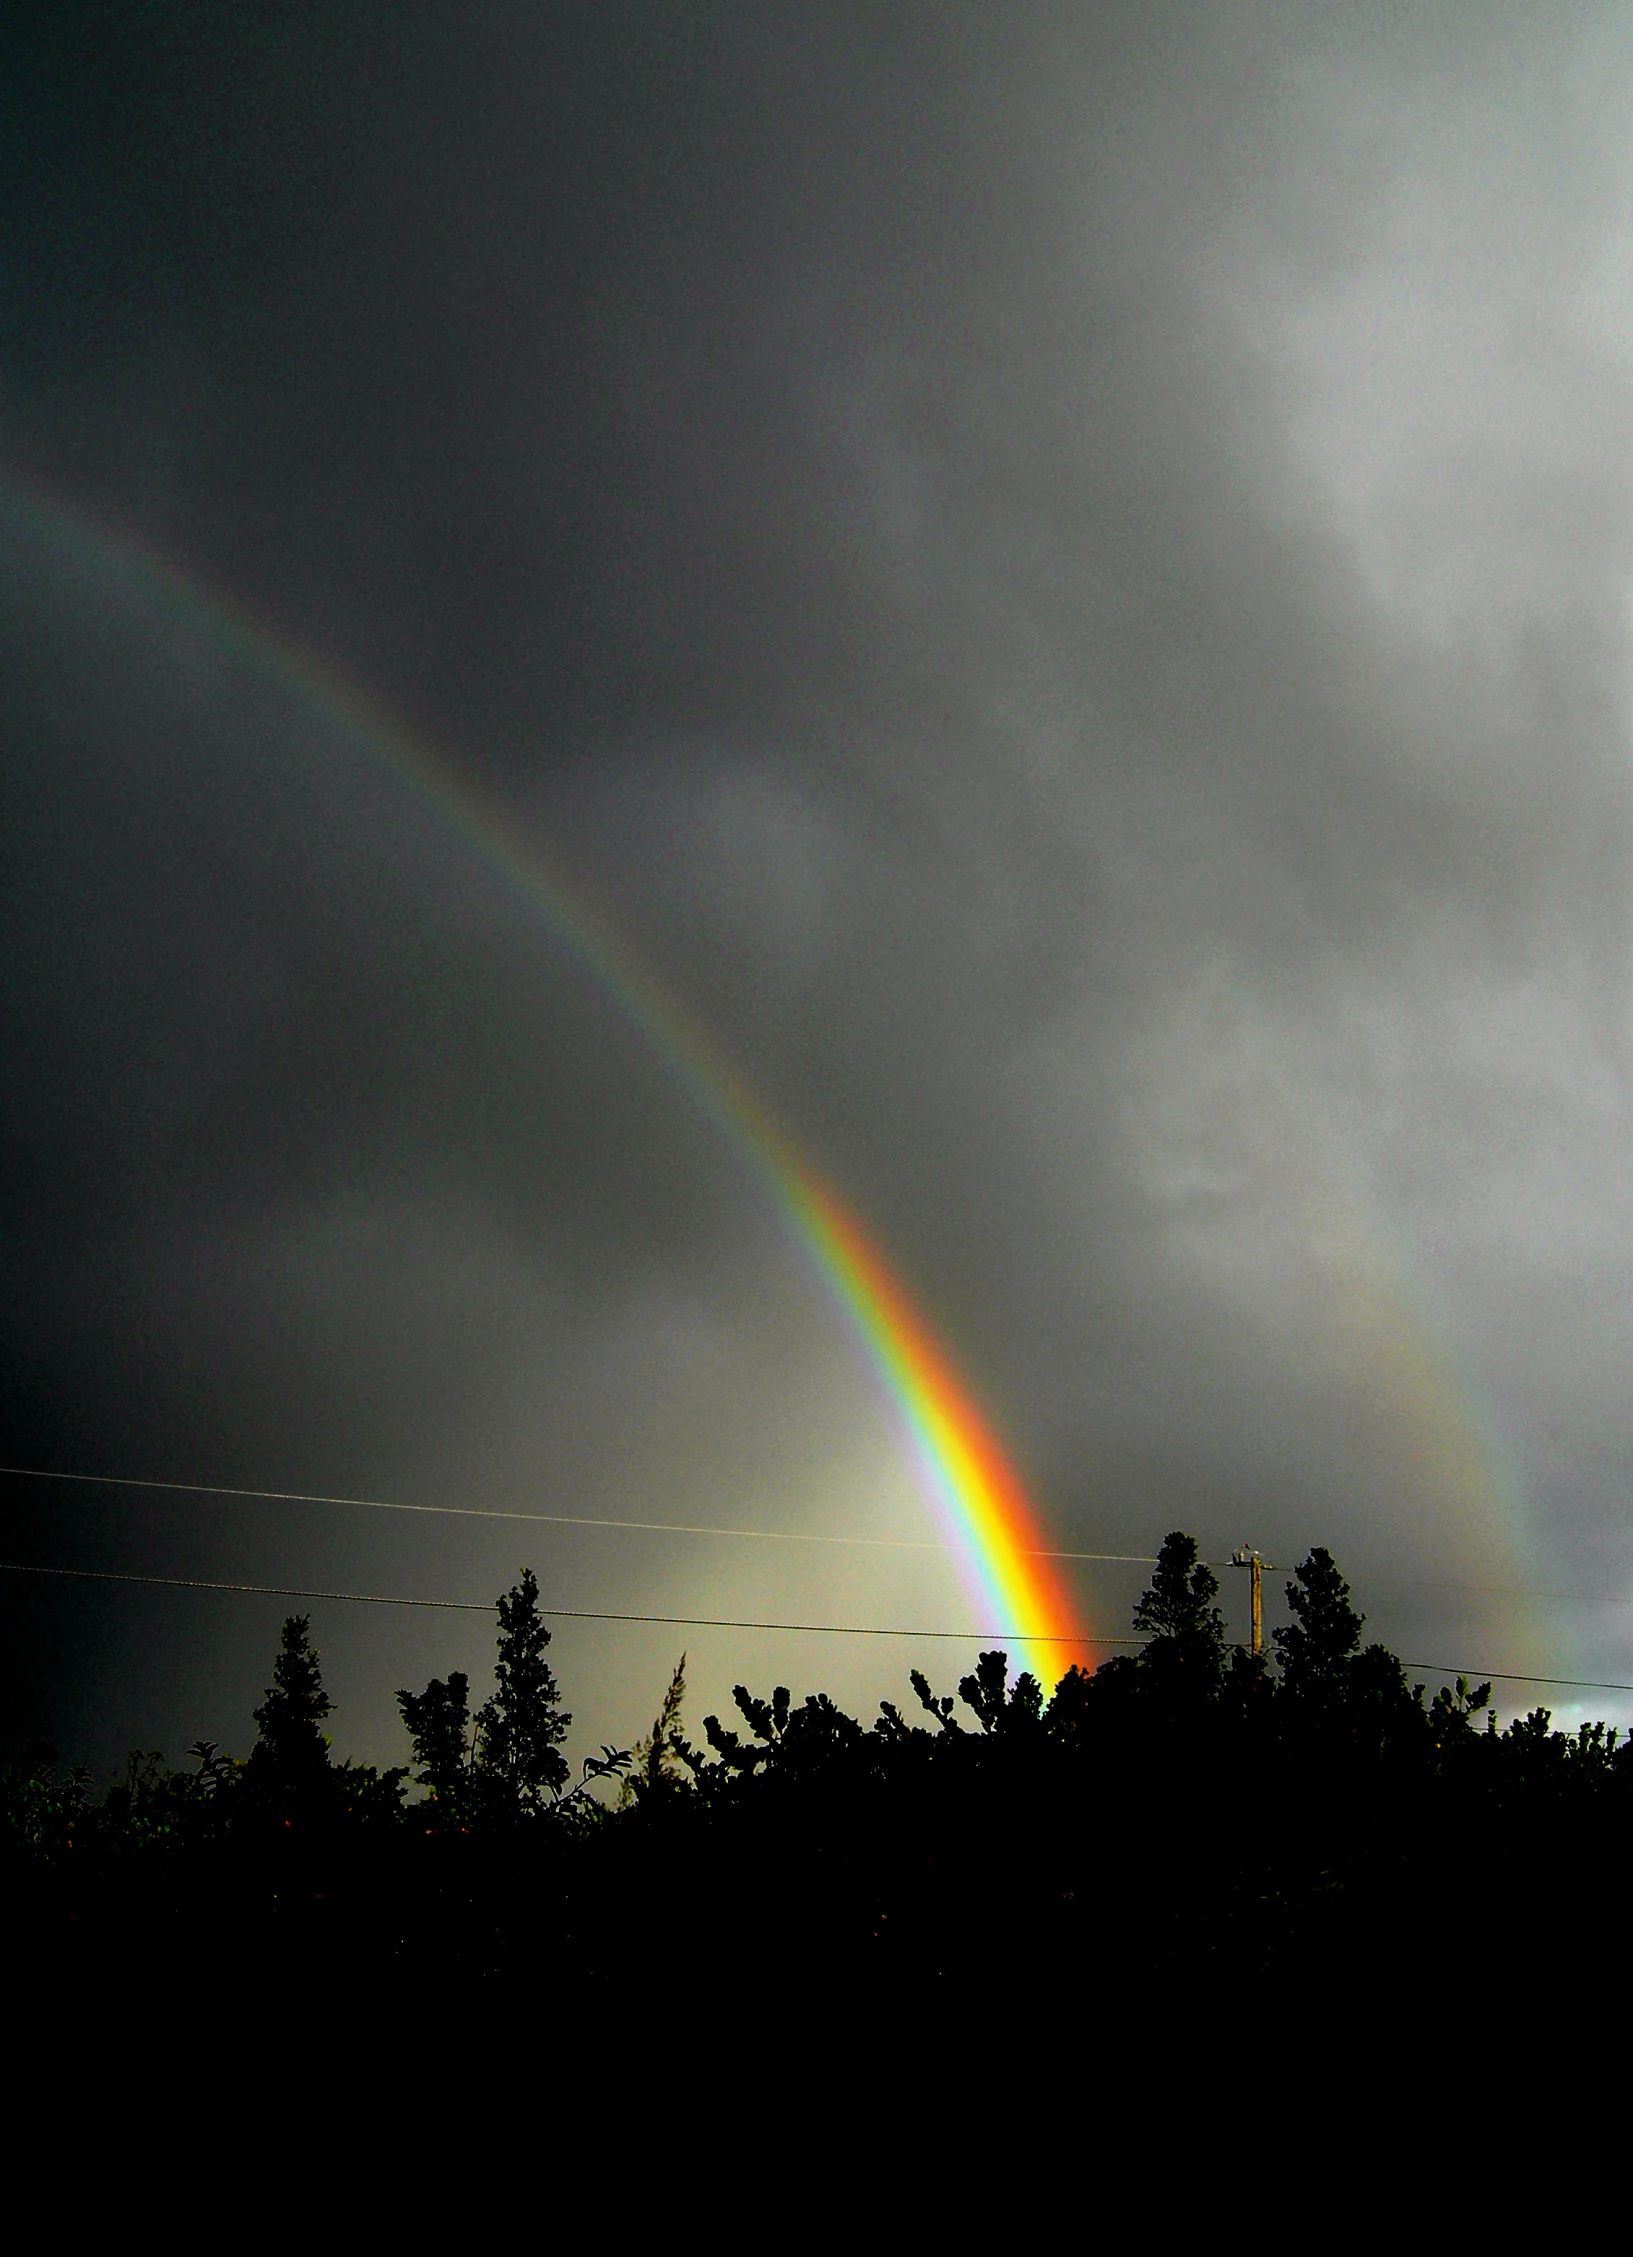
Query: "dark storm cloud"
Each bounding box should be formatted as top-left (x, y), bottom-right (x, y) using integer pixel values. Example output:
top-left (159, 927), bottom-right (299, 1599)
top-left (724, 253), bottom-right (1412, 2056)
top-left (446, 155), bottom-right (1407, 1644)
top-left (7, 4), bottom-right (1633, 1764)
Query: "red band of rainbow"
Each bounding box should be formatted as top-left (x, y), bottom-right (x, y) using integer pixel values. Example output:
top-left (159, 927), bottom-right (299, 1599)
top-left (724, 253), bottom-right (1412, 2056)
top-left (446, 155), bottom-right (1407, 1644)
top-left (1, 471), bottom-right (1097, 1687)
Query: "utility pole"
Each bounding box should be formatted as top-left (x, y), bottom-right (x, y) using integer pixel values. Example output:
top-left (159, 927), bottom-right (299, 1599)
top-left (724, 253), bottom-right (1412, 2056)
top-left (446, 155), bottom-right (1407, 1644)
top-left (1230, 1546), bottom-right (1272, 1658)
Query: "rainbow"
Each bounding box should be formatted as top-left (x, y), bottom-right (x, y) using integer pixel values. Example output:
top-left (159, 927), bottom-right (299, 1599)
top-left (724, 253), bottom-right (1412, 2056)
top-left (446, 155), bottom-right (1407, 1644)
top-left (789, 1175), bottom-right (1087, 1679)
top-left (0, 471), bottom-right (1093, 1688)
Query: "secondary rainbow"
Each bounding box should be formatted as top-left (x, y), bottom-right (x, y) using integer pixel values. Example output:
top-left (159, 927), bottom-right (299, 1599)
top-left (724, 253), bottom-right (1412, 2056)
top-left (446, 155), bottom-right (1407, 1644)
top-left (0, 471), bottom-right (1094, 1686)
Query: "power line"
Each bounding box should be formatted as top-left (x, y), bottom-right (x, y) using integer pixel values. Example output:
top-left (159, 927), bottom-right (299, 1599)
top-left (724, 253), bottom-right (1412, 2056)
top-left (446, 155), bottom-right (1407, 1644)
top-left (1, 1560), bottom-right (490, 1612)
top-left (1399, 1661), bottom-right (1633, 1695)
top-left (0, 1559), bottom-right (1133, 1643)
top-left (11, 1466), bottom-right (1633, 1637)
top-left (8, 1558), bottom-right (1633, 1692)
top-left (13, 1467), bottom-right (1633, 1610)
top-left (0, 1464), bottom-right (1160, 1566)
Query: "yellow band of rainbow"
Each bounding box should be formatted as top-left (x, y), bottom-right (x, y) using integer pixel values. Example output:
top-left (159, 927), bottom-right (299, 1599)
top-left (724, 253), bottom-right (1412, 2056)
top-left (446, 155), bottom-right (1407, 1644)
top-left (2, 471), bottom-right (1096, 1688)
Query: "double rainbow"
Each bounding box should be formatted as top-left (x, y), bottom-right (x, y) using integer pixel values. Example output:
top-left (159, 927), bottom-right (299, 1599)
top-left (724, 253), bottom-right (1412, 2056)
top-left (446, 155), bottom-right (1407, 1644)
top-left (1, 473), bottom-right (1093, 1688)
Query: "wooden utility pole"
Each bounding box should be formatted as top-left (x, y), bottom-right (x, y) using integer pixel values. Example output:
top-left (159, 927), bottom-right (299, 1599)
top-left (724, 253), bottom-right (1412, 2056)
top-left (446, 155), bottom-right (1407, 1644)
top-left (1231, 1546), bottom-right (1270, 1657)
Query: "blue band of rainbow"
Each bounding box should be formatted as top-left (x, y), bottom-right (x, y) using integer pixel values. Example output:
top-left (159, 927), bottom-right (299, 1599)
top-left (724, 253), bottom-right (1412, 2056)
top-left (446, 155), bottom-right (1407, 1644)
top-left (1, 471), bottom-right (1095, 1688)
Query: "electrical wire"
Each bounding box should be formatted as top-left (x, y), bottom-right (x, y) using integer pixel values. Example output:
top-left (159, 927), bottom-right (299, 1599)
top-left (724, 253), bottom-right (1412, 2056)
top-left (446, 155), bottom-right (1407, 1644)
top-left (10, 1557), bottom-right (1633, 1692)
top-left (0, 1558), bottom-right (1138, 1643)
top-left (0, 1464), bottom-right (1160, 1565)
top-left (10, 1468), bottom-right (1633, 1686)
top-left (1398, 1662), bottom-right (1633, 1695)
top-left (13, 1468), bottom-right (1633, 1608)
top-left (13, 1553), bottom-right (1633, 1699)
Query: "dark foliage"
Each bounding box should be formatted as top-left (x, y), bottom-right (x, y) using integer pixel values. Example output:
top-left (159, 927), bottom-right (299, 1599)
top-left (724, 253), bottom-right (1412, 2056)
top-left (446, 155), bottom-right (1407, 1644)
top-left (250, 1613), bottom-right (332, 1784)
top-left (1131, 1529), bottom-right (1229, 1702)
top-left (397, 1671), bottom-right (471, 1807)
top-left (474, 1569), bottom-right (571, 1807)
top-left (1273, 1546), bottom-right (1366, 1697)
top-left (8, 1528), bottom-right (1631, 2111)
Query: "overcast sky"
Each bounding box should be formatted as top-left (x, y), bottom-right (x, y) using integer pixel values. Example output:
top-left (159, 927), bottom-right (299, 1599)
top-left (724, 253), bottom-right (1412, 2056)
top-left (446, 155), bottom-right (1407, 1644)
top-left (7, 3), bottom-right (1633, 1772)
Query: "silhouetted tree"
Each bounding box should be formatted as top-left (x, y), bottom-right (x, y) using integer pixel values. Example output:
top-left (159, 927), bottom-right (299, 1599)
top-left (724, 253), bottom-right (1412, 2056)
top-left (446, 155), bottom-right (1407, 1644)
top-left (1132, 1530), bottom-right (1228, 1699)
top-left (30, 1523), bottom-right (1633, 2078)
top-left (397, 1671), bottom-right (472, 1804)
top-left (623, 1654), bottom-right (689, 1805)
top-left (475, 1571), bottom-right (570, 1808)
top-left (694, 1682), bottom-right (867, 1784)
top-left (1041, 1663), bottom-right (1098, 1740)
top-left (908, 1668), bottom-right (961, 1732)
top-left (958, 1650), bottom-right (1045, 1735)
top-left (0, 1742), bottom-right (90, 1860)
top-left (1273, 1548), bottom-right (1364, 1697)
top-left (1220, 1643), bottom-right (1273, 1714)
top-left (774, 1691), bottom-right (866, 1774)
top-left (1346, 1643), bottom-right (1425, 1736)
top-left (1427, 1673), bottom-right (1493, 1748)
top-left (250, 1615), bottom-right (333, 1785)
top-left (701, 1683), bottom-right (790, 1775)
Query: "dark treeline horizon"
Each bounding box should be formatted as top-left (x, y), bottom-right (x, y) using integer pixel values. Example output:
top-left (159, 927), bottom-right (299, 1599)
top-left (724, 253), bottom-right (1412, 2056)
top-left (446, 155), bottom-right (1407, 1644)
top-left (11, 1532), bottom-right (1633, 2099)
top-left (3, 1534), bottom-right (1606, 1789)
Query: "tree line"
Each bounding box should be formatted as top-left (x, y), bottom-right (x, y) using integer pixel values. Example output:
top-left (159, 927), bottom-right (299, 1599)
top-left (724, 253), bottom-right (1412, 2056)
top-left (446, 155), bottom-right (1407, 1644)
top-left (6, 1535), bottom-right (1629, 2058)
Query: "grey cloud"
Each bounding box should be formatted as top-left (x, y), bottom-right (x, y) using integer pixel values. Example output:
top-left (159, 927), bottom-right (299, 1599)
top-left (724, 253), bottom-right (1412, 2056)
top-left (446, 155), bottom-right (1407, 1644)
top-left (8, 5), bottom-right (1633, 1768)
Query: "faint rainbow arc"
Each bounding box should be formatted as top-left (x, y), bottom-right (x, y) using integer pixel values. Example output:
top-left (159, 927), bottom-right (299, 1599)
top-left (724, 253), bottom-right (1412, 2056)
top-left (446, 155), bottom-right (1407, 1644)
top-left (0, 472), bottom-right (1093, 1685)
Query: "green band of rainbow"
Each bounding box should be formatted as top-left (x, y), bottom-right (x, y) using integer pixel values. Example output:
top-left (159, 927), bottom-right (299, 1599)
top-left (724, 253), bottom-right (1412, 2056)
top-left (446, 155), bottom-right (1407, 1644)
top-left (1, 472), bottom-right (1095, 1687)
